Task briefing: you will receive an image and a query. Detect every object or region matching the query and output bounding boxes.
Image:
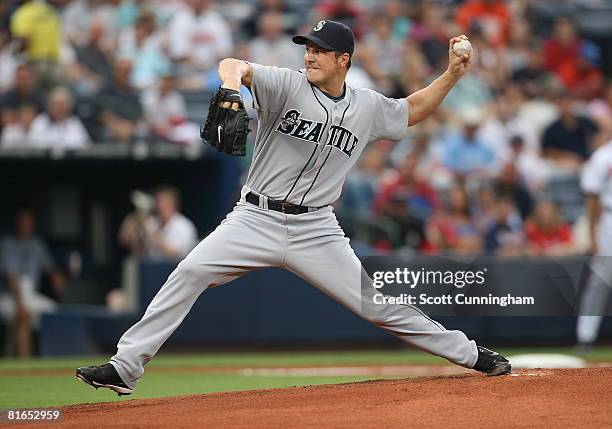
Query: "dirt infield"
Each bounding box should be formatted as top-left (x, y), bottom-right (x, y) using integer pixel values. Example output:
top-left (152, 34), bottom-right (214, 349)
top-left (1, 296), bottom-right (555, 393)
top-left (8, 368), bottom-right (612, 428)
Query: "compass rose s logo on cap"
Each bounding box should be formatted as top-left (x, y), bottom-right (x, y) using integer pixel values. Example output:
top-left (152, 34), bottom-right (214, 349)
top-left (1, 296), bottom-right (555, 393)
top-left (313, 20), bottom-right (326, 31)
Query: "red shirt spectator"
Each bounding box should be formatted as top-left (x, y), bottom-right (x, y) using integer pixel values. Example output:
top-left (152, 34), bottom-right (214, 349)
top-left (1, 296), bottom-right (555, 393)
top-left (544, 17), bottom-right (603, 98)
top-left (524, 201), bottom-right (573, 255)
top-left (455, 0), bottom-right (510, 46)
top-left (374, 154), bottom-right (440, 219)
top-left (426, 186), bottom-right (483, 255)
top-left (525, 223), bottom-right (572, 251)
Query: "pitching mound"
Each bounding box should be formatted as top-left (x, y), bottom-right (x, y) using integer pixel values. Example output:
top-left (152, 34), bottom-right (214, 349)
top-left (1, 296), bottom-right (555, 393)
top-left (10, 368), bottom-right (612, 428)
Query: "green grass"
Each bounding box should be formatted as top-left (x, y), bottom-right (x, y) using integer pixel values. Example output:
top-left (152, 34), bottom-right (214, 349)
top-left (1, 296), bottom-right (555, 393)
top-left (0, 373), bottom-right (381, 409)
top-left (1, 347), bottom-right (611, 409)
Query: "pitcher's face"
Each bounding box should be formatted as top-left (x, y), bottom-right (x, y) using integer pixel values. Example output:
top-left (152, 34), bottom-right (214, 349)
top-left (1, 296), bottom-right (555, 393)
top-left (304, 42), bottom-right (348, 86)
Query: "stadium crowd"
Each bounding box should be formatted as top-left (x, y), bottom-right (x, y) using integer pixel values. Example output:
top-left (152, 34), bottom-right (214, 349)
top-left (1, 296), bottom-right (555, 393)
top-left (0, 0), bottom-right (610, 257)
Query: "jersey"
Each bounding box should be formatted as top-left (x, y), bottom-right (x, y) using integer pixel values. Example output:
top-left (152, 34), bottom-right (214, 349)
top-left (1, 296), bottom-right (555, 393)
top-left (245, 63), bottom-right (409, 207)
top-left (581, 140), bottom-right (612, 211)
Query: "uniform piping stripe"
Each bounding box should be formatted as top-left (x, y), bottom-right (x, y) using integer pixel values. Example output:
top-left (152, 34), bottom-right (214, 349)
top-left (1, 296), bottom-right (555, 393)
top-left (298, 96), bottom-right (351, 206)
top-left (300, 146), bottom-right (333, 206)
top-left (339, 97), bottom-right (351, 126)
top-left (399, 303), bottom-right (446, 331)
top-left (282, 85), bottom-right (330, 202)
top-left (283, 146), bottom-right (318, 202)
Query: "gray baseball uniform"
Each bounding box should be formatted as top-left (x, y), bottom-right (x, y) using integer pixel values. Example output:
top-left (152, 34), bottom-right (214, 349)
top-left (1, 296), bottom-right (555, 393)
top-left (110, 64), bottom-right (479, 389)
top-left (576, 141), bottom-right (612, 345)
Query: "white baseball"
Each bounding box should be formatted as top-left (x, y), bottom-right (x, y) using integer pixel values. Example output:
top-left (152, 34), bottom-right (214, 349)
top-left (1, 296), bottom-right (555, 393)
top-left (452, 39), bottom-right (473, 58)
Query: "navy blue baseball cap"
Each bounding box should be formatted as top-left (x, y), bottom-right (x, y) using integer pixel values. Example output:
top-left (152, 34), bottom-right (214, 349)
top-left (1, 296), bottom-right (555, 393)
top-left (292, 20), bottom-right (355, 56)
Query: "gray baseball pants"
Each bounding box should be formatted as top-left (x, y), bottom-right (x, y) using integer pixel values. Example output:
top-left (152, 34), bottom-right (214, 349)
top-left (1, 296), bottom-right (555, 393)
top-left (111, 188), bottom-right (478, 389)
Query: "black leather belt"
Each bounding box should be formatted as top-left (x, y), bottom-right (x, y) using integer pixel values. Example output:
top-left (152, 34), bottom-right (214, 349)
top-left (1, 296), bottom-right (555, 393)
top-left (246, 191), bottom-right (317, 215)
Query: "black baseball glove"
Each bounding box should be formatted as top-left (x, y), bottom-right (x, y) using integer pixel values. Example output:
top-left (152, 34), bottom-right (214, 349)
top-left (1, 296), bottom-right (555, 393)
top-left (200, 87), bottom-right (249, 156)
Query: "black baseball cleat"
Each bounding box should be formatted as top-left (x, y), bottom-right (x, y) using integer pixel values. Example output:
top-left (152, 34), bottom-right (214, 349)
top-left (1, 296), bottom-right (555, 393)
top-left (75, 363), bottom-right (133, 396)
top-left (473, 346), bottom-right (512, 376)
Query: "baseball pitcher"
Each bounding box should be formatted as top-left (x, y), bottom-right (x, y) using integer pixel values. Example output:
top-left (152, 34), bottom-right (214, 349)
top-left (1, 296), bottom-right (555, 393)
top-left (76, 20), bottom-right (510, 396)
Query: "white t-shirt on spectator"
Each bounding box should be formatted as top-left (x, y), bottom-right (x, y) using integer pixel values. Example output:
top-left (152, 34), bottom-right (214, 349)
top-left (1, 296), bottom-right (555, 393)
top-left (141, 86), bottom-right (187, 127)
top-left (141, 86), bottom-right (199, 145)
top-left (27, 114), bottom-right (91, 149)
top-left (147, 213), bottom-right (198, 259)
top-left (1, 124), bottom-right (29, 147)
top-left (167, 8), bottom-right (232, 70)
top-left (517, 99), bottom-right (558, 145)
top-left (581, 141), bottom-right (612, 210)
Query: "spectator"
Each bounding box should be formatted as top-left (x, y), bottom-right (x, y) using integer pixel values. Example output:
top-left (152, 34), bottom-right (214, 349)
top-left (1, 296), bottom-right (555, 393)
top-left (391, 38), bottom-right (430, 97)
top-left (374, 152), bottom-right (440, 222)
top-left (382, 0), bottom-right (411, 41)
top-left (525, 200), bottom-right (573, 256)
top-left (10, 0), bottom-right (62, 87)
top-left (477, 95), bottom-right (538, 165)
top-left (119, 186), bottom-right (198, 260)
top-left (0, 209), bottom-right (65, 357)
top-left (62, 0), bottom-right (96, 48)
top-left (542, 91), bottom-right (598, 172)
top-left (512, 80), bottom-right (559, 143)
top-left (473, 184), bottom-right (498, 233)
top-left (363, 13), bottom-right (403, 77)
top-left (494, 162), bottom-right (533, 219)
top-left (504, 18), bottom-right (532, 77)
top-left (140, 69), bottom-right (199, 145)
top-left (0, 63), bottom-right (44, 127)
top-left (27, 86), bottom-right (91, 149)
top-left (167, 0), bottom-right (233, 89)
top-left (440, 108), bottom-right (496, 177)
top-left (455, 0), bottom-right (510, 47)
top-left (371, 192), bottom-right (428, 253)
top-left (248, 11), bottom-right (303, 70)
top-left (0, 103), bottom-right (37, 147)
top-left (508, 135), bottom-right (553, 192)
top-left (68, 18), bottom-right (114, 96)
top-left (544, 17), bottom-right (603, 99)
top-left (241, 0), bottom-right (297, 40)
top-left (410, 2), bottom-right (452, 69)
top-left (219, 0), bottom-right (254, 32)
top-left (390, 128), bottom-right (444, 181)
top-left (62, 0), bottom-right (122, 49)
top-left (95, 58), bottom-right (144, 143)
top-left (92, 0), bottom-right (123, 46)
top-left (511, 45), bottom-right (551, 99)
top-left (117, 10), bottom-right (168, 90)
top-left (484, 197), bottom-right (525, 256)
top-left (426, 185), bottom-right (483, 255)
